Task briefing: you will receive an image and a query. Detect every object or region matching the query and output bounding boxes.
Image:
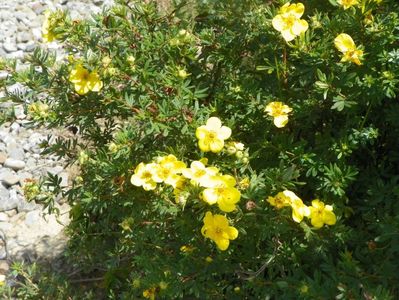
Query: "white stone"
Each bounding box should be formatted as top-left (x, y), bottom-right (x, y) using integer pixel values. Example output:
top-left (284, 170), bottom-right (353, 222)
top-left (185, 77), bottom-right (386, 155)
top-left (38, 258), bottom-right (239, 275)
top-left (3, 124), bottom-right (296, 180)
top-left (4, 158), bottom-right (25, 170)
top-left (0, 212), bottom-right (8, 222)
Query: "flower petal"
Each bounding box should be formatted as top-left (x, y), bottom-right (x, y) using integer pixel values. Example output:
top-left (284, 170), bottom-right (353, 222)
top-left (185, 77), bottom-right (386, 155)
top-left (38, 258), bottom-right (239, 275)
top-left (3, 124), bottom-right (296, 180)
top-left (272, 15), bottom-right (285, 32)
top-left (203, 188), bottom-right (219, 205)
top-left (218, 126), bottom-right (232, 140)
top-left (273, 115), bottom-right (289, 128)
top-left (292, 19), bottom-right (308, 35)
top-left (210, 139), bottom-right (224, 153)
top-left (206, 117), bottom-right (222, 130)
top-left (215, 238), bottom-right (230, 251)
top-left (334, 33), bottom-right (356, 53)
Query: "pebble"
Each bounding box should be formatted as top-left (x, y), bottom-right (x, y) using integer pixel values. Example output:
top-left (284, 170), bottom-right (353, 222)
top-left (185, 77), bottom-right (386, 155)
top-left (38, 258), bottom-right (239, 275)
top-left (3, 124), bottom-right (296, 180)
top-left (0, 173), bottom-right (20, 186)
top-left (4, 158), bottom-right (26, 170)
top-left (0, 0), bottom-right (115, 286)
top-left (13, 105), bottom-right (26, 119)
top-left (0, 152), bottom-right (7, 164)
top-left (0, 213), bottom-right (8, 222)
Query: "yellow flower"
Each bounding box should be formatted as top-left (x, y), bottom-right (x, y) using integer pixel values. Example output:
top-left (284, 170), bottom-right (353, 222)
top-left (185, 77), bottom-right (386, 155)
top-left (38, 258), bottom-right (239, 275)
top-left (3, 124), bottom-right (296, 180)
top-left (334, 33), bottom-right (364, 66)
top-left (267, 190), bottom-right (296, 209)
top-left (196, 117), bottom-right (232, 153)
top-left (69, 64), bottom-right (103, 95)
top-left (290, 197), bottom-right (310, 223)
top-left (309, 199), bottom-right (337, 228)
top-left (143, 287), bottom-right (156, 300)
top-left (182, 160), bottom-right (219, 186)
top-left (265, 102), bottom-right (293, 128)
top-left (201, 211), bottom-right (238, 251)
top-left (152, 155), bottom-right (186, 187)
top-left (337, 0), bottom-right (359, 9)
top-left (272, 3), bottom-right (309, 42)
top-left (130, 162), bottom-right (158, 191)
top-left (202, 175), bottom-right (241, 212)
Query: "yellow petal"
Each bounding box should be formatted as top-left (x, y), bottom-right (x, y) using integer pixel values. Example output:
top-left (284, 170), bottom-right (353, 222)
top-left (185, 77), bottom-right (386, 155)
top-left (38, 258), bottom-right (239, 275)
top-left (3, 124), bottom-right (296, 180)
top-left (311, 216), bottom-right (324, 228)
top-left (227, 226), bottom-right (238, 240)
top-left (272, 15), bottom-right (285, 32)
top-left (273, 115), bottom-right (289, 128)
top-left (292, 19), bottom-right (308, 35)
top-left (209, 139), bottom-right (224, 153)
top-left (202, 188), bottom-right (218, 204)
top-left (198, 139), bottom-right (210, 152)
top-left (130, 174), bottom-right (143, 187)
top-left (282, 3), bottom-right (305, 18)
top-left (196, 126), bottom-right (207, 139)
top-left (206, 117), bottom-right (222, 130)
top-left (218, 126), bottom-right (232, 140)
top-left (334, 33), bottom-right (356, 53)
top-left (311, 199), bottom-right (323, 209)
top-left (88, 72), bottom-right (103, 92)
top-left (215, 238), bottom-right (230, 251)
top-left (74, 83), bottom-right (90, 95)
top-left (323, 210), bottom-right (337, 225)
top-left (218, 200), bottom-right (236, 212)
top-left (142, 181), bottom-right (156, 191)
top-left (281, 29), bottom-right (296, 42)
top-left (282, 190), bottom-right (301, 202)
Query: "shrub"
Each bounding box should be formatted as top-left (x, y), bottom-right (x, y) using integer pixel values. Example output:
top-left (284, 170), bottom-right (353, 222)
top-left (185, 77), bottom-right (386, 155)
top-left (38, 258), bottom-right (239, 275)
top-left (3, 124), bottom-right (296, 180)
top-left (1, 0), bottom-right (399, 298)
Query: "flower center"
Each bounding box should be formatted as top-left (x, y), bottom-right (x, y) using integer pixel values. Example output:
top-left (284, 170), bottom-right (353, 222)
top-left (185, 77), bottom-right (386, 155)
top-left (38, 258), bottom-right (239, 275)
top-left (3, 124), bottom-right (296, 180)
top-left (208, 131), bottom-right (217, 140)
top-left (142, 171), bottom-right (152, 180)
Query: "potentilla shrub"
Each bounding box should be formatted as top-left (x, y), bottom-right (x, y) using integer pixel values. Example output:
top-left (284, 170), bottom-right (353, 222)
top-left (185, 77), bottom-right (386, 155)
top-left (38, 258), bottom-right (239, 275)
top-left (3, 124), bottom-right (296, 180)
top-left (2, 0), bottom-right (399, 298)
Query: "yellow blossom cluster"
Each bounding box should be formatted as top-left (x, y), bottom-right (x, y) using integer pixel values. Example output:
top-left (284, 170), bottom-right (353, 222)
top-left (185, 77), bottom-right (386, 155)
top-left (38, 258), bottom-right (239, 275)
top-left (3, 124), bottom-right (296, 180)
top-left (131, 117), bottom-right (242, 251)
top-left (131, 155), bottom-right (241, 214)
top-left (267, 190), bottom-right (337, 228)
top-left (265, 101), bottom-right (293, 128)
top-left (271, 3), bottom-right (364, 66)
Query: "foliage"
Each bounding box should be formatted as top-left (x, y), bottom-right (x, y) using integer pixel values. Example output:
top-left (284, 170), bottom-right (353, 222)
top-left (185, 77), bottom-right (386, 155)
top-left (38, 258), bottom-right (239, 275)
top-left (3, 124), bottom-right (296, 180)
top-left (1, 0), bottom-right (399, 298)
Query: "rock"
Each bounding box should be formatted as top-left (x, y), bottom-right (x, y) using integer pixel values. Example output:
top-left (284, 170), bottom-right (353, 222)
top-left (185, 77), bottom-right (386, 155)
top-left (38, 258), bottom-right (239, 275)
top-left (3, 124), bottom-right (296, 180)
top-left (17, 198), bottom-right (39, 213)
top-left (0, 184), bottom-right (15, 211)
top-left (24, 210), bottom-right (41, 227)
top-left (0, 222), bottom-right (12, 232)
top-left (46, 166), bottom-right (64, 176)
top-left (6, 50), bottom-right (25, 60)
top-left (0, 260), bottom-right (9, 272)
top-left (59, 172), bottom-right (69, 187)
top-left (5, 209), bottom-right (17, 218)
top-left (0, 213), bottom-right (8, 222)
top-left (17, 172), bottom-right (34, 186)
top-left (10, 122), bottom-right (21, 133)
top-left (0, 152), bottom-right (7, 164)
top-left (0, 235), bottom-right (6, 260)
top-left (25, 42), bottom-right (36, 52)
top-left (13, 105), bottom-right (26, 119)
top-left (7, 142), bottom-right (25, 160)
top-left (0, 173), bottom-right (20, 186)
top-left (3, 42), bottom-right (17, 53)
top-left (4, 158), bottom-right (25, 170)
top-left (0, 71), bottom-right (8, 80)
top-left (16, 32), bottom-right (31, 43)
